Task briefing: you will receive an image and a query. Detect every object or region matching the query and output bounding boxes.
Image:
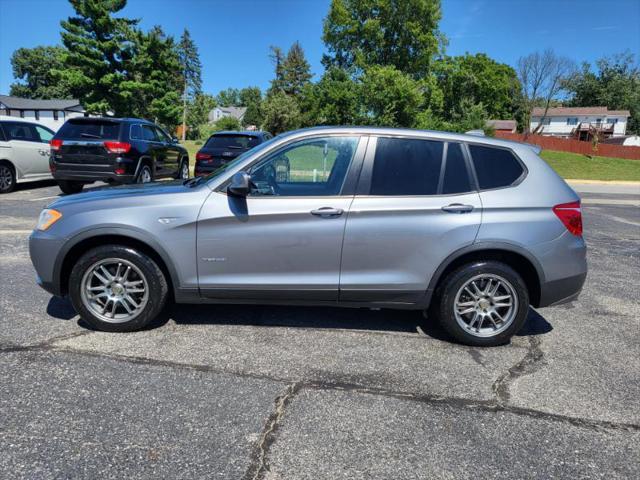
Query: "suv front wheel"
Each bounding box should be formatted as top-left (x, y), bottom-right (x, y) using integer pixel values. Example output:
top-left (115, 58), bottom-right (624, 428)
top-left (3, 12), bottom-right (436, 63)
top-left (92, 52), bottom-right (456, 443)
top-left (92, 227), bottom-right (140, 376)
top-left (69, 245), bottom-right (168, 332)
top-left (435, 261), bottom-right (529, 346)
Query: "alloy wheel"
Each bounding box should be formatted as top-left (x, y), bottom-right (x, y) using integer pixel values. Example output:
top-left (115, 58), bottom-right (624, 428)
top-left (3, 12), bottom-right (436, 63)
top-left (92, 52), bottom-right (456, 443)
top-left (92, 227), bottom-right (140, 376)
top-left (139, 167), bottom-right (152, 183)
top-left (453, 274), bottom-right (518, 338)
top-left (0, 165), bottom-right (13, 191)
top-left (80, 258), bottom-right (149, 323)
top-left (181, 162), bottom-right (189, 179)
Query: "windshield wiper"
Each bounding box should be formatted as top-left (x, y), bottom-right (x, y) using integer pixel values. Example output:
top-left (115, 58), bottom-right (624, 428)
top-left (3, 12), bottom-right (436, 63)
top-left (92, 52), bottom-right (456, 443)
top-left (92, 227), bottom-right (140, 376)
top-left (80, 133), bottom-right (102, 139)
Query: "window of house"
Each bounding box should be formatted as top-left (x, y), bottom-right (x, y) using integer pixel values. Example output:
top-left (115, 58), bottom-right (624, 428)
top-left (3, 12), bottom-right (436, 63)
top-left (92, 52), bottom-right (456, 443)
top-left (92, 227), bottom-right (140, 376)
top-left (595, 118), bottom-right (602, 125)
top-left (249, 136), bottom-right (359, 197)
top-left (607, 118), bottom-right (618, 125)
top-left (542, 118), bottom-right (551, 125)
top-left (370, 137), bottom-right (444, 196)
top-left (567, 117), bottom-right (578, 125)
top-left (469, 144), bottom-right (524, 190)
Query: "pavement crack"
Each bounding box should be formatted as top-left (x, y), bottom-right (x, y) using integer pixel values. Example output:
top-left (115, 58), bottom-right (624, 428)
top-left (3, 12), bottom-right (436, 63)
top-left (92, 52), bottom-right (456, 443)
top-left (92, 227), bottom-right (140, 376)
top-left (242, 381), bottom-right (303, 480)
top-left (493, 336), bottom-right (544, 406)
top-left (0, 330), bottom-right (92, 354)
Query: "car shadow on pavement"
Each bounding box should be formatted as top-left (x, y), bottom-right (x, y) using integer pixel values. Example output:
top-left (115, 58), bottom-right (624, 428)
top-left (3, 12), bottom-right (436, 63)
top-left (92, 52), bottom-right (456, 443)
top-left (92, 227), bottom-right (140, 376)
top-left (12, 179), bottom-right (57, 192)
top-left (46, 297), bottom-right (553, 341)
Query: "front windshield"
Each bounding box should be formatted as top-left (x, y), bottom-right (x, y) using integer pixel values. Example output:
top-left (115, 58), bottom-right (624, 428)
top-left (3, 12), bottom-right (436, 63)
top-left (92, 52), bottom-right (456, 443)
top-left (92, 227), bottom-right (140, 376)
top-left (202, 135), bottom-right (281, 183)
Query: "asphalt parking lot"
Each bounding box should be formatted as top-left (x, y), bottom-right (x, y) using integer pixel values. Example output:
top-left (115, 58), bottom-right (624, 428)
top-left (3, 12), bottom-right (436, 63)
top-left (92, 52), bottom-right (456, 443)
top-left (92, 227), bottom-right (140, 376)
top-left (1, 180), bottom-right (639, 479)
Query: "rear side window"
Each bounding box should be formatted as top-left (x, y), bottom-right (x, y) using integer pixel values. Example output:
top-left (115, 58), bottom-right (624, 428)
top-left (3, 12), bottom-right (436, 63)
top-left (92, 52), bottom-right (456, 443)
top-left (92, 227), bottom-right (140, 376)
top-left (469, 145), bottom-right (524, 190)
top-left (206, 135), bottom-right (261, 149)
top-left (370, 137), bottom-right (443, 195)
top-left (1, 122), bottom-right (40, 142)
top-left (442, 143), bottom-right (471, 194)
top-left (57, 120), bottom-right (120, 140)
top-left (130, 124), bottom-right (142, 140)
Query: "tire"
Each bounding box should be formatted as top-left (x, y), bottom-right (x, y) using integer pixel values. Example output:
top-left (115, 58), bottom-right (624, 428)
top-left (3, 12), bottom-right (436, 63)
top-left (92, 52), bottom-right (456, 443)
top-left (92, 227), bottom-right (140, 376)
top-left (434, 261), bottom-right (529, 347)
top-left (58, 180), bottom-right (84, 195)
top-left (0, 163), bottom-right (16, 194)
top-left (68, 245), bottom-right (169, 332)
top-left (137, 164), bottom-right (153, 183)
top-left (175, 158), bottom-right (189, 180)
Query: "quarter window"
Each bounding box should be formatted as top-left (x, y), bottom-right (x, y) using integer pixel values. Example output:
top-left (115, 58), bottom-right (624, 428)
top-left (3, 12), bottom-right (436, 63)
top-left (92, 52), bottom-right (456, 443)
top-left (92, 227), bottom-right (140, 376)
top-left (442, 143), bottom-right (471, 194)
top-left (249, 136), bottom-right (359, 197)
top-left (141, 125), bottom-right (158, 142)
top-left (370, 137), bottom-right (443, 196)
top-left (469, 145), bottom-right (524, 190)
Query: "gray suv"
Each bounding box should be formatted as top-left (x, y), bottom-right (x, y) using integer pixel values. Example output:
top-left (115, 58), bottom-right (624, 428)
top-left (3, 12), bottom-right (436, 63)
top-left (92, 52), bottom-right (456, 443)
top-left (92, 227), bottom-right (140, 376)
top-left (29, 127), bottom-right (587, 346)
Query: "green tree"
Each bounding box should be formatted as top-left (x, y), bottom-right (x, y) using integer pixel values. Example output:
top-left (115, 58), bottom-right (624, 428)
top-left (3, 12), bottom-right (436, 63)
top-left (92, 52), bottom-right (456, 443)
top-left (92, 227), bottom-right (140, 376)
top-left (262, 91), bottom-right (301, 134)
top-left (178, 29), bottom-right (202, 140)
top-left (281, 41), bottom-right (313, 95)
top-left (433, 54), bottom-right (522, 121)
top-left (359, 65), bottom-right (425, 127)
top-left (57, 0), bottom-right (137, 114)
top-left (121, 26), bottom-right (182, 128)
top-left (322, 0), bottom-right (444, 77)
top-left (239, 87), bottom-right (263, 127)
top-left (564, 52), bottom-right (640, 134)
top-left (268, 46), bottom-right (286, 93)
top-left (216, 88), bottom-right (241, 107)
top-left (186, 93), bottom-right (216, 139)
top-left (10, 46), bottom-right (73, 99)
top-left (301, 67), bottom-right (361, 126)
top-left (214, 115), bottom-right (241, 131)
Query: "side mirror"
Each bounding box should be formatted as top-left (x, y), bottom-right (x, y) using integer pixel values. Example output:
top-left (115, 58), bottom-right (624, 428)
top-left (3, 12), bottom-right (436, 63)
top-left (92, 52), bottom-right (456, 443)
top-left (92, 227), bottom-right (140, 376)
top-left (227, 171), bottom-right (252, 197)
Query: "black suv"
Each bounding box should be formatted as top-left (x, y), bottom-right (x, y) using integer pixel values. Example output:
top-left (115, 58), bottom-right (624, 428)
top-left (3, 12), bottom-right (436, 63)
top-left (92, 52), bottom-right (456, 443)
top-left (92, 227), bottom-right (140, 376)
top-left (194, 130), bottom-right (272, 176)
top-left (50, 117), bottom-right (189, 194)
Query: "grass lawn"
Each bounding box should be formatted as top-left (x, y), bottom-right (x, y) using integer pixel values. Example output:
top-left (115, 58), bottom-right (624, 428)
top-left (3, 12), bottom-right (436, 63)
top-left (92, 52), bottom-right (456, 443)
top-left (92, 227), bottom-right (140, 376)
top-left (541, 150), bottom-right (640, 181)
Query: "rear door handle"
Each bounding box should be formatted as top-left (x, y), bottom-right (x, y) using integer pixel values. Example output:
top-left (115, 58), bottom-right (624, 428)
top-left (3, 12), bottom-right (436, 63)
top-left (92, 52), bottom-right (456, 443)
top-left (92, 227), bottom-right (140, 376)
top-left (441, 203), bottom-right (474, 213)
top-left (311, 207), bottom-right (344, 217)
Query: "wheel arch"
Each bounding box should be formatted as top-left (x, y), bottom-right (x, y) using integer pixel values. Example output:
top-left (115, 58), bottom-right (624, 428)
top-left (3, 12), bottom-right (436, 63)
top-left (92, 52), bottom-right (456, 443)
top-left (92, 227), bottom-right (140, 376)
top-left (425, 242), bottom-right (544, 308)
top-left (56, 228), bottom-right (178, 299)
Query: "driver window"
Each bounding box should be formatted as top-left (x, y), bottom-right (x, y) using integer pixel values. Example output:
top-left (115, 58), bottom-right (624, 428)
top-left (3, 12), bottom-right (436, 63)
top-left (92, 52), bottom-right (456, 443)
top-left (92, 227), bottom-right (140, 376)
top-left (248, 136), bottom-right (358, 197)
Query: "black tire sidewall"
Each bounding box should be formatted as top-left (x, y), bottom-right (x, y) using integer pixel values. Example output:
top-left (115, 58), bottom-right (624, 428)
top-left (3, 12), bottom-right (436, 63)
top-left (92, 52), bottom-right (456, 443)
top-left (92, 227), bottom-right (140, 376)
top-left (0, 163), bottom-right (16, 193)
top-left (137, 165), bottom-right (153, 183)
top-left (68, 245), bottom-right (168, 332)
top-left (437, 261), bottom-right (530, 347)
top-left (58, 180), bottom-right (83, 194)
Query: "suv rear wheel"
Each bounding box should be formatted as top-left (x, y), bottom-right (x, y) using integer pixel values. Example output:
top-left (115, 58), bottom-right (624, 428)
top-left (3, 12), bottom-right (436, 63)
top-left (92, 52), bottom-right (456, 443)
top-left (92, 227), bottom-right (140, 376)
top-left (137, 164), bottom-right (153, 183)
top-left (176, 158), bottom-right (189, 180)
top-left (69, 245), bottom-right (168, 332)
top-left (435, 261), bottom-right (529, 346)
top-left (0, 163), bottom-right (16, 193)
top-left (58, 180), bottom-right (84, 195)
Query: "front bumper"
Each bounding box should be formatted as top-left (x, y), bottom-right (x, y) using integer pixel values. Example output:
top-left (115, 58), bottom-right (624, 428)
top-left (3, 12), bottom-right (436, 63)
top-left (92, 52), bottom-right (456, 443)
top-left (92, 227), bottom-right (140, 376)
top-left (29, 231), bottom-right (66, 296)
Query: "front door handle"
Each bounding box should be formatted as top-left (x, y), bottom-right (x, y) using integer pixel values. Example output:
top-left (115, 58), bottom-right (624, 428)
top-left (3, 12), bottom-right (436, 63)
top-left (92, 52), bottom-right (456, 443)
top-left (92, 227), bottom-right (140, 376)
top-left (311, 207), bottom-right (344, 217)
top-left (442, 203), bottom-right (474, 214)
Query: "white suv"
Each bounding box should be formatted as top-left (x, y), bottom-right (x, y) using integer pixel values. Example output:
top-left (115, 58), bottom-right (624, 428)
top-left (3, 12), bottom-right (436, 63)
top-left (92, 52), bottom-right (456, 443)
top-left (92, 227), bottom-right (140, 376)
top-left (0, 116), bottom-right (55, 193)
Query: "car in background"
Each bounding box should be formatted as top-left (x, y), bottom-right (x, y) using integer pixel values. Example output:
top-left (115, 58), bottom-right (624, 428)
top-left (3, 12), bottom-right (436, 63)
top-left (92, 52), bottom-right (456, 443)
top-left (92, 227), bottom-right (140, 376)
top-left (194, 131), bottom-right (272, 177)
top-left (30, 127), bottom-right (587, 346)
top-left (50, 117), bottom-right (189, 194)
top-left (0, 116), bottom-right (55, 193)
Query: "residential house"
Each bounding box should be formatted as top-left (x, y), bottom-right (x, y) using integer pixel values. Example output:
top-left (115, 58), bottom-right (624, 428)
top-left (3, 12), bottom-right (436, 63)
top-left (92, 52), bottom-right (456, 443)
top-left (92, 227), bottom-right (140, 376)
top-left (208, 106), bottom-right (247, 125)
top-left (486, 119), bottom-right (517, 133)
top-left (529, 107), bottom-right (630, 140)
top-left (0, 94), bottom-right (85, 131)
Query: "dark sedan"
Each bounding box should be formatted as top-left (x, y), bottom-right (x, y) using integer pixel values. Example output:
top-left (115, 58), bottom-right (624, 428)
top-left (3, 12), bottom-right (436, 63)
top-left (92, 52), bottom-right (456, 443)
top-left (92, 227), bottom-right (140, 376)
top-left (194, 130), bottom-right (272, 176)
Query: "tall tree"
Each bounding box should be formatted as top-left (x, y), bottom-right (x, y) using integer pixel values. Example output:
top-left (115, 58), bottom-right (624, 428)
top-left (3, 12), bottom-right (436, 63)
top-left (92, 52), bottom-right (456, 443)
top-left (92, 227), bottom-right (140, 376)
top-left (322, 0), bottom-right (444, 77)
top-left (177, 29), bottom-right (202, 140)
top-left (186, 93), bottom-right (216, 139)
top-left (517, 49), bottom-right (575, 135)
top-left (301, 67), bottom-right (361, 126)
top-left (239, 86), bottom-right (263, 127)
top-left (10, 46), bottom-right (73, 99)
top-left (433, 54), bottom-right (522, 121)
top-left (262, 91), bottom-right (301, 134)
top-left (281, 42), bottom-right (313, 96)
top-left (121, 26), bottom-right (182, 127)
top-left (564, 52), bottom-right (640, 134)
top-left (268, 46), bottom-right (286, 93)
top-left (216, 88), bottom-right (240, 107)
top-left (57, 0), bottom-right (137, 114)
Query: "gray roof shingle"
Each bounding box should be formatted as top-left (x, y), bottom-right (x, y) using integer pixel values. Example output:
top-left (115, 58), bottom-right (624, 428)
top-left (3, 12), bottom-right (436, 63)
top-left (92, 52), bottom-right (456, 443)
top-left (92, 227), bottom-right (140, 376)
top-left (0, 94), bottom-right (83, 111)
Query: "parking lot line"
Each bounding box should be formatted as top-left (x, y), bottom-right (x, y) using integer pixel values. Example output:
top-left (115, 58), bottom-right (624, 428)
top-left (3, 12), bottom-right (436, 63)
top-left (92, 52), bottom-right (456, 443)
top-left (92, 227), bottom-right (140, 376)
top-left (0, 229), bottom-right (32, 235)
top-left (28, 195), bottom-right (59, 202)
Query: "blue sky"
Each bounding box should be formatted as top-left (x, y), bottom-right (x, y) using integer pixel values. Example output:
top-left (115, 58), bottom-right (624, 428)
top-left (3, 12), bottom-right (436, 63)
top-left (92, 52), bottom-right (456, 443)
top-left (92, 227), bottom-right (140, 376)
top-left (0, 0), bottom-right (639, 97)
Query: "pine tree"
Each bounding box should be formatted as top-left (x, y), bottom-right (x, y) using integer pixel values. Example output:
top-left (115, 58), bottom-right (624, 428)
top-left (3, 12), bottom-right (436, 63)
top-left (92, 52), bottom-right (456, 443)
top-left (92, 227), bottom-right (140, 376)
top-left (281, 42), bottom-right (312, 96)
top-left (178, 29), bottom-right (202, 140)
top-left (57, 0), bottom-right (137, 114)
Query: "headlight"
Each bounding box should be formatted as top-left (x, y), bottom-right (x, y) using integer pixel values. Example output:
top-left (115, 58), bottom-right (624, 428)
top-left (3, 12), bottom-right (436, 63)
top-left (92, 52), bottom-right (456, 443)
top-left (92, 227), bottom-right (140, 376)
top-left (36, 209), bottom-right (62, 231)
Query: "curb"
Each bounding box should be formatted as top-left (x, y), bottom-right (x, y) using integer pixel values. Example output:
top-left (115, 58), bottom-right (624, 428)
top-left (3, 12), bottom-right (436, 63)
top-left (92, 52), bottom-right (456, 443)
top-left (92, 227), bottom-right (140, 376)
top-left (566, 179), bottom-right (640, 186)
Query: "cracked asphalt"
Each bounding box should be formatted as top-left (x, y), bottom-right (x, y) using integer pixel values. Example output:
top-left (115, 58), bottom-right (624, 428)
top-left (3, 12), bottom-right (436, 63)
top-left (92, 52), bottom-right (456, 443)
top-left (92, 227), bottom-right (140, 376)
top-left (1, 180), bottom-right (639, 479)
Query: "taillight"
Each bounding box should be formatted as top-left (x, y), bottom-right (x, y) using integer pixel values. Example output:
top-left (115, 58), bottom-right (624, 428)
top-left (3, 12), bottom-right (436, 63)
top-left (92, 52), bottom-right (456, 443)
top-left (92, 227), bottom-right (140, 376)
top-left (553, 201), bottom-right (583, 236)
top-left (104, 141), bottom-right (131, 154)
top-left (114, 167), bottom-right (126, 175)
top-left (50, 139), bottom-right (63, 151)
top-left (196, 152), bottom-right (212, 162)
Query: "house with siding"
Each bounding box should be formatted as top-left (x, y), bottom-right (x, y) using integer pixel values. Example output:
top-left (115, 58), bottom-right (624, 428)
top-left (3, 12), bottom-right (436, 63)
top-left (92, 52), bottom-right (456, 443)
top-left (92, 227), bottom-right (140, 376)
top-left (208, 106), bottom-right (247, 124)
top-left (0, 95), bottom-right (85, 131)
top-left (529, 106), bottom-right (630, 140)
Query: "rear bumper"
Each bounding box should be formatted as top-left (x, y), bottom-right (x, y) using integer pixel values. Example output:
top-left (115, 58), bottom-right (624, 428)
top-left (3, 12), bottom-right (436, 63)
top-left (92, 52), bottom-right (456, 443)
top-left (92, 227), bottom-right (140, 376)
top-left (538, 271), bottom-right (587, 307)
top-left (53, 170), bottom-right (135, 183)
